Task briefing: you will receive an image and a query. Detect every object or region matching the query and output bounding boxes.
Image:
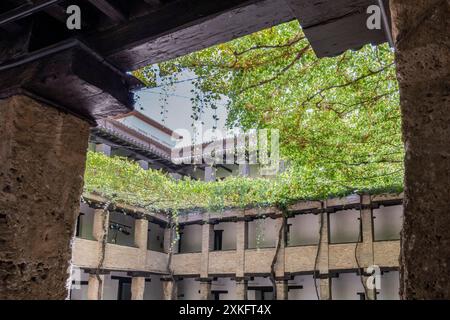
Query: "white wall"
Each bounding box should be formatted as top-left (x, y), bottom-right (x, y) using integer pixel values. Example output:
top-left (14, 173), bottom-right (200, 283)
top-left (329, 209), bottom-right (361, 244)
top-left (117, 115), bottom-right (176, 148)
top-left (178, 224), bottom-right (202, 253)
top-left (214, 222), bottom-right (236, 250)
top-left (178, 278), bottom-right (201, 300)
top-left (144, 275), bottom-right (164, 300)
top-left (248, 218), bottom-right (277, 249)
top-left (378, 270), bottom-right (400, 300)
top-left (69, 268), bottom-right (89, 300)
top-left (103, 271), bottom-right (130, 300)
top-left (288, 275), bottom-right (318, 300)
top-left (247, 276), bottom-right (273, 300)
top-left (211, 277), bottom-right (236, 300)
top-left (148, 222), bottom-right (165, 252)
top-left (288, 214), bottom-right (320, 246)
top-left (107, 212), bottom-right (135, 247)
top-left (331, 272), bottom-right (365, 300)
top-left (373, 205), bottom-right (402, 241)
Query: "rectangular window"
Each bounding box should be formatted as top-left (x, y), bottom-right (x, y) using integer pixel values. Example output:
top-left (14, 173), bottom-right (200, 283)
top-left (214, 230), bottom-right (223, 251)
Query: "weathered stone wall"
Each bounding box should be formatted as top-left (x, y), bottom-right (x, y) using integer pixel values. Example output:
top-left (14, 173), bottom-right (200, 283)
top-left (72, 193), bottom-right (403, 299)
top-left (390, 0), bottom-right (450, 299)
top-left (0, 95), bottom-right (90, 299)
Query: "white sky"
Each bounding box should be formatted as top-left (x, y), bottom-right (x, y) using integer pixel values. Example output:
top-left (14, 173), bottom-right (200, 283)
top-left (134, 70), bottom-right (232, 146)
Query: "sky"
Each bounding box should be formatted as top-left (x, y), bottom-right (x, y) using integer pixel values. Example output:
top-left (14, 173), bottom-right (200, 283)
top-left (134, 70), bottom-right (232, 146)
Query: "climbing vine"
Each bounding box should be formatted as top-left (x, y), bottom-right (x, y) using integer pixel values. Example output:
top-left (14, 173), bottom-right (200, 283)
top-left (84, 151), bottom-right (402, 213)
top-left (133, 20), bottom-right (403, 202)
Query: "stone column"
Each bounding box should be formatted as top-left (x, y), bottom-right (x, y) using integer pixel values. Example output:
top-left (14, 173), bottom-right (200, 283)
top-left (317, 208), bottom-right (330, 300)
top-left (163, 227), bottom-right (174, 253)
top-left (134, 218), bottom-right (149, 251)
top-left (274, 217), bottom-right (287, 300)
top-left (89, 209), bottom-right (110, 300)
top-left (204, 166), bottom-right (216, 182)
top-left (319, 278), bottom-right (331, 300)
top-left (239, 163), bottom-right (250, 177)
top-left (199, 280), bottom-right (212, 300)
top-left (87, 274), bottom-right (104, 300)
top-left (235, 279), bottom-right (248, 300)
top-left (131, 277), bottom-right (146, 300)
top-left (0, 95), bottom-right (90, 299)
top-left (390, 0), bottom-right (450, 299)
top-left (358, 195), bottom-right (375, 300)
top-left (201, 222), bottom-right (214, 279)
top-left (275, 280), bottom-right (288, 300)
top-left (93, 209), bottom-right (110, 242)
top-left (235, 218), bottom-right (248, 280)
top-left (235, 217), bottom-right (248, 300)
top-left (162, 278), bottom-right (177, 300)
top-left (95, 143), bottom-right (112, 156)
top-left (138, 160), bottom-right (149, 170)
top-left (131, 219), bottom-right (148, 300)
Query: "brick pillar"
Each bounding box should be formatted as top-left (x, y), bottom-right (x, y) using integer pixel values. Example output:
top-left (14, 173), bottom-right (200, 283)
top-left (0, 95), bottom-right (90, 299)
top-left (318, 207), bottom-right (330, 300)
top-left (239, 163), bottom-right (250, 176)
top-left (359, 195), bottom-right (375, 300)
top-left (201, 222), bottom-right (214, 279)
top-left (138, 160), bottom-right (149, 170)
top-left (319, 278), bottom-right (331, 300)
top-left (274, 217), bottom-right (287, 300)
top-left (199, 280), bottom-right (212, 300)
top-left (95, 143), bottom-right (112, 156)
top-left (131, 277), bottom-right (146, 300)
top-left (87, 274), bottom-right (104, 300)
top-left (235, 216), bottom-right (248, 300)
top-left (162, 279), bottom-right (177, 300)
top-left (235, 279), bottom-right (248, 300)
top-left (131, 219), bottom-right (148, 300)
top-left (204, 166), bottom-right (216, 182)
top-left (390, 0), bottom-right (450, 299)
top-left (275, 280), bottom-right (288, 300)
top-left (93, 209), bottom-right (109, 242)
top-left (164, 227), bottom-right (176, 253)
top-left (235, 218), bottom-right (248, 279)
top-left (134, 218), bottom-right (148, 250)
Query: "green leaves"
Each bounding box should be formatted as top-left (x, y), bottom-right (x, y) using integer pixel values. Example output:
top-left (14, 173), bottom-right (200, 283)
top-left (108, 20), bottom-right (405, 213)
top-left (84, 151), bottom-right (402, 213)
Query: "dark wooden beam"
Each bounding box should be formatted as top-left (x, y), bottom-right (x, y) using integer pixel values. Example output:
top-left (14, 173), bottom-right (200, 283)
top-left (285, 0), bottom-right (389, 57)
top-left (87, 0), bottom-right (127, 23)
top-left (143, 0), bottom-right (161, 6)
top-left (0, 0), bottom-right (64, 27)
top-left (88, 0), bottom-right (294, 70)
top-left (0, 43), bottom-right (134, 121)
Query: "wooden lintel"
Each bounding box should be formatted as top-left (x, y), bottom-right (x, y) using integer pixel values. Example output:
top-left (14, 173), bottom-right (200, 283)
top-left (0, 43), bottom-right (134, 121)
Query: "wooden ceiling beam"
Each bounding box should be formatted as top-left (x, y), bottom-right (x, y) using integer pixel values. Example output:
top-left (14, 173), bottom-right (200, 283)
top-left (285, 0), bottom-right (390, 57)
top-left (0, 44), bottom-right (134, 121)
top-left (88, 0), bottom-right (293, 70)
top-left (0, 0), bottom-right (64, 27)
top-left (87, 0), bottom-right (127, 24)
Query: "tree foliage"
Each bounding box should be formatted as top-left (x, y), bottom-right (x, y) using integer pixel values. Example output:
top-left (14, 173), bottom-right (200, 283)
top-left (103, 20), bottom-right (404, 211)
top-left (84, 151), bottom-right (402, 213)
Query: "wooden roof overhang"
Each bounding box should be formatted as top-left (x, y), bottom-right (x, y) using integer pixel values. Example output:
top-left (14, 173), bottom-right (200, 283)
top-left (0, 0), bottom-right (392, 122)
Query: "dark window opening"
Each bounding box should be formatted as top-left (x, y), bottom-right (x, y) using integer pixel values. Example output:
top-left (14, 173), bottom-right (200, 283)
top-left (214, 230), bottom-right (223, 251)
top-left (178, 232), bottom-right (183, 253)
top-left (212, 290), bottom-right (228, 300)
top-left (75, 213), bottom-right (83, 237)
top-left (112, 277), bottom-right (132, 300)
